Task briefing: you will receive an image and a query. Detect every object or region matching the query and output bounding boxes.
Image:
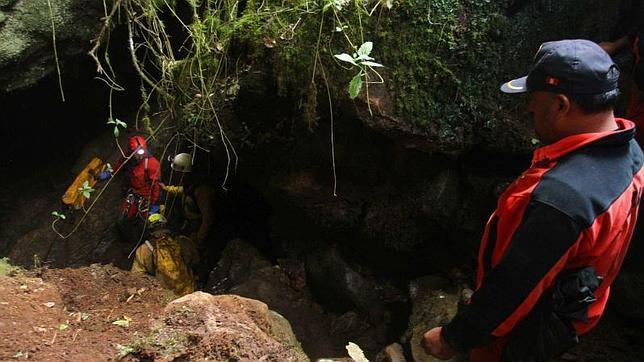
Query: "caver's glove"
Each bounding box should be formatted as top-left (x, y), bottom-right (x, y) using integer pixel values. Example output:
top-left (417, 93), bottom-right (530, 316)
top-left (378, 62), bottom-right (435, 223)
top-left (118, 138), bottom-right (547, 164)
top-left (97, 171), bottom-right (112, 180)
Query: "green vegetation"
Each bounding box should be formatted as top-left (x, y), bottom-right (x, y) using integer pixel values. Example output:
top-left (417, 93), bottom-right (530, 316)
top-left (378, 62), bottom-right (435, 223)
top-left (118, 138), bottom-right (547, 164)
top-left (0, 257), bottom-right (22, 276)
top-left (90, 0), bottom-right (518, 150)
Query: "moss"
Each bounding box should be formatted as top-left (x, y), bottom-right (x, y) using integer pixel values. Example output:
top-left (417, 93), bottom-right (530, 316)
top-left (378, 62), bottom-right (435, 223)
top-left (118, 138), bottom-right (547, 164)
top-left (242, 0), bottom-right (513, 142)
top-left (0, 0), bottom-right (17, 8)
top-left (0, 0), bottom-right (100, 91)
top-left (370, 0), bottom-right (510, 142)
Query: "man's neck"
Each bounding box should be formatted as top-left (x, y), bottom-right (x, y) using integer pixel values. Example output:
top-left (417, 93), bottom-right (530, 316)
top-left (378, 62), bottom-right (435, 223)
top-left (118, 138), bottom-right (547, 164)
top-left (567, 110), bottom-right (617, 135)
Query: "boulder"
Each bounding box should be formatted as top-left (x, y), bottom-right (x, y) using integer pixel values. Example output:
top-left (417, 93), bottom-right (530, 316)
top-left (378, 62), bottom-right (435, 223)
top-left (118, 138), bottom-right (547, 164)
top-left (205, 238), bottom-right (272, 294)
top-left (209, 244), bottom-right (388, 359)
top-left (130, 292), bottom-right (309, 361)
top-left (306, 246), bottom-right (385, 324)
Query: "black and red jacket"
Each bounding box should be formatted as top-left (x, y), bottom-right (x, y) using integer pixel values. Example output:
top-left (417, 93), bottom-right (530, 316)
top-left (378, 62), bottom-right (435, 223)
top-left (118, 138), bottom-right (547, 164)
top-left (442, 119), bottom-right (644, 361)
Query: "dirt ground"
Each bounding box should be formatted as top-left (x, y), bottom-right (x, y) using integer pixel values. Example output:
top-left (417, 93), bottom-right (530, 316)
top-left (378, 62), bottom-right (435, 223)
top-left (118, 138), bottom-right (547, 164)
top-left (1, 262), bottom-right (641, 361)
top-left (0, 264), bottom-right (173, 361)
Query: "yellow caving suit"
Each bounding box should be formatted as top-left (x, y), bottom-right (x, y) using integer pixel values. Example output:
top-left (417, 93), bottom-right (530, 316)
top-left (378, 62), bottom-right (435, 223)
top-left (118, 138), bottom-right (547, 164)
top-left (131, 229), bottom-right (198, 296)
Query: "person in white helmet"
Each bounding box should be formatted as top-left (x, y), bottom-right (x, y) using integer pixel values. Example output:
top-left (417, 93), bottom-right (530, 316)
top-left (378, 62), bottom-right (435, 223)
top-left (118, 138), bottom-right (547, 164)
top-left (162, 153), bottom-right (218, 282)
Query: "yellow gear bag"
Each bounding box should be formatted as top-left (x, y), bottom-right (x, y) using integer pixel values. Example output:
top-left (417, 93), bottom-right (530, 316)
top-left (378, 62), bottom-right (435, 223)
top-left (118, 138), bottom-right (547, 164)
top-left (62, 157), bottom-right (106, 209)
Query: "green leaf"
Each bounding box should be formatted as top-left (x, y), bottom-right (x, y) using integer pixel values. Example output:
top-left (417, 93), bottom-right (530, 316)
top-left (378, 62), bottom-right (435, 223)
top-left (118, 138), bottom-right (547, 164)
top-left (357, 42), bottom-right (373, 57)
top-left (114, 127), bottom-right (120, 138)
top-left (349, 73), bottom-right (363, 99)
top-left (112, 319), bottom-right (130, 328)
top-left (115, 118), bottom-right (127, 128)
top-left (385, 0), bottom-right (394, 9)
top-left (51, 211), bottom-right (66, 220)
top-left (531, 138), bottom-right (541, 145)
top-left (106, 118), bottom-right (115, 125)
top-left (356, 54), bottom-right (374, 61)
top-left (117, 344), bottom-right (135, 358)
top-left (360, 60), bottom-right (384, 67)
top-left (334, 53), bottom-right (357, 66)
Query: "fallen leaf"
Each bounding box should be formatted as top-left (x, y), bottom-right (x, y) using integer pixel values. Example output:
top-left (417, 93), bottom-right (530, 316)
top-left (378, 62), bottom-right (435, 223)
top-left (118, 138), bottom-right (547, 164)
top-left (112, 316), bottom-right (132, 328)
top-left (346, 342), bottom-right (368, 362)
top-left (44, 302), bottom-right (55, 308)
top-left (58, 323), bottom-right (69, 331)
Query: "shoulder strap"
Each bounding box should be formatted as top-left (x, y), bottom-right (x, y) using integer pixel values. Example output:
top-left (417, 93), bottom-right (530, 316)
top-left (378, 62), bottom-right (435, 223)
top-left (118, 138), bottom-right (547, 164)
top-left (144, 157), bottom-right (150, 183)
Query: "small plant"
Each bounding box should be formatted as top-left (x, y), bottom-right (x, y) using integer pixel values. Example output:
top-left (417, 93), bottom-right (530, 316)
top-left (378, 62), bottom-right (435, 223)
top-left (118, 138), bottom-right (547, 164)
top-left (78, 181), bottom-right (95, 200)
top-left (50, 211), bottom-right (67, 238)
top-left (107, 117), bottom-right (127, 138)
top-left (51, 211), bottom-right (66, 220)
top-left (0, 257), bottom-right (23, 276)
top-left (323, 0), bottom-right (350, 12)
top-left (116, 344), bottom-right (136, 358)
top-left (334, 41), bottom-right (384, 99)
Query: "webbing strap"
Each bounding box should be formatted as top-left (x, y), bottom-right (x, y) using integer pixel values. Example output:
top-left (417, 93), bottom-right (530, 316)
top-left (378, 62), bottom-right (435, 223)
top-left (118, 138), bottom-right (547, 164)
top-left (144, 157), bottom-right (150, 183)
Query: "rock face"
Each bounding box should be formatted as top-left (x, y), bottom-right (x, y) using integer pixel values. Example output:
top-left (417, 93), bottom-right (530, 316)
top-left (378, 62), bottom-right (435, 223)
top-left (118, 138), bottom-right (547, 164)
top-left (2, 131), bottom-right (150, 268)
top-left (206, 240), bottom-right (391, 360)
top-left (132, 292), bottom-right (309, 361)
top-left (0, 0), bottom-right (105, 92)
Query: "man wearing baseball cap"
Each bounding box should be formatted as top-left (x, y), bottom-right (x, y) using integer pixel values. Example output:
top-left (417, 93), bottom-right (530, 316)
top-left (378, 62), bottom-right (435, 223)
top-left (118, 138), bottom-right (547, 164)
top-left (422, 39), bottom-right (644, 361)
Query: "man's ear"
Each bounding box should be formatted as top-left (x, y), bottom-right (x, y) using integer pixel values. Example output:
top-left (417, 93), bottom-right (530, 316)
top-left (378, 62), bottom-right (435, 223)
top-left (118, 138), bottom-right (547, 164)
top-left (554, 94), bottom-right (571, 115)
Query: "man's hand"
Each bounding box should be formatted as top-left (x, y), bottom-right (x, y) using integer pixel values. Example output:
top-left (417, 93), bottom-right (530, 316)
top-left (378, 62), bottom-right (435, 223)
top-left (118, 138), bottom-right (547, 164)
top-left (421, 327), bottom-right (456, 360)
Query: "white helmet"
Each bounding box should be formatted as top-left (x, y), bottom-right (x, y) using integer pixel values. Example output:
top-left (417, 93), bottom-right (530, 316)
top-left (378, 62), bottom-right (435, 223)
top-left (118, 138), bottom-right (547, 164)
top-left (170, 153), bottom-right (193, 173)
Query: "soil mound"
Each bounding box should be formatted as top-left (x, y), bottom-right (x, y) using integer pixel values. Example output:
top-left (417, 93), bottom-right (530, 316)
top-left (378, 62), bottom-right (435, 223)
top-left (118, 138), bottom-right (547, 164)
top-left (0, 264), bottom-right (171, 360)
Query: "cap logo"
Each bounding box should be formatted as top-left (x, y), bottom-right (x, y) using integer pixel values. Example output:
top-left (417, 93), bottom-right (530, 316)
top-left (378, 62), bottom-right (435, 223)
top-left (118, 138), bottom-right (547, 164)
top-left (545, 76), bottom-right (560, 86)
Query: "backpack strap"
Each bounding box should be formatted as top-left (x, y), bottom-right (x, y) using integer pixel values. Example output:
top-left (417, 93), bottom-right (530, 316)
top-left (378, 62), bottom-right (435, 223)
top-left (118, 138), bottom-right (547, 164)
top-left (144, 157), bottom-right (150, 183)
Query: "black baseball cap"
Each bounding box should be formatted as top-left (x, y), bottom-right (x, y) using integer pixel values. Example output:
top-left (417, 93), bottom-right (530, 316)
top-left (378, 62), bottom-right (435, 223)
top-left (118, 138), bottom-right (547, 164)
top-left (500, 39), bottom-right (620, 95)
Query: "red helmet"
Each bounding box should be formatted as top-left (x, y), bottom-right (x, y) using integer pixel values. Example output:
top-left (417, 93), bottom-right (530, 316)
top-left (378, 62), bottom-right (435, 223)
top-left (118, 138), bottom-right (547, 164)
top-left (129, 135), bottom-right (147, 153)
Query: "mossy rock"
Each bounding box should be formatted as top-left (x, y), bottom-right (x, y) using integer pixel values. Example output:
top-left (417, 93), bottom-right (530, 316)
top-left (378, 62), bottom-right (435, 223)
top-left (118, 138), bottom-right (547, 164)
top-left (0, 0), bottom-right (105, 92)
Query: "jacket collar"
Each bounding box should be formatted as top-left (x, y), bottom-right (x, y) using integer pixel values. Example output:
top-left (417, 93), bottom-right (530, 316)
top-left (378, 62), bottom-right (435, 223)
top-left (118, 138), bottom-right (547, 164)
top-left (532, 118), bottom-right (635, 165)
